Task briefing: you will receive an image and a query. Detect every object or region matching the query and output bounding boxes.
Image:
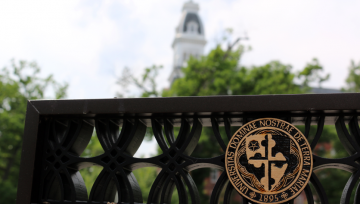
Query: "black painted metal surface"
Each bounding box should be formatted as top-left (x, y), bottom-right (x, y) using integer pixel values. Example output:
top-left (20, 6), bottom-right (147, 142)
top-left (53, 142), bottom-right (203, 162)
top-left (16, 94), bottom-right (360, 204)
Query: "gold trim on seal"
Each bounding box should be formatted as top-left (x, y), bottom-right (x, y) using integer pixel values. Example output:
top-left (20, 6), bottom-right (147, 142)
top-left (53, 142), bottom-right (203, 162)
top-left (225, 118), bottom-right (313, 204)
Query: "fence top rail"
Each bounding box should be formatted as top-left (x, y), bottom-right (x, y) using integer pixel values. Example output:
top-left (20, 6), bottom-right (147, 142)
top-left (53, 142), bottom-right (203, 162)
top-left (29, 93), bottom-right (360, 115)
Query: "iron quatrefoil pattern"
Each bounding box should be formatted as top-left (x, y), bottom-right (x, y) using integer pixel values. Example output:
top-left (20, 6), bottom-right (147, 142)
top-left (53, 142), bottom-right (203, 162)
top-left (39, 114), bottom-right (360, 204)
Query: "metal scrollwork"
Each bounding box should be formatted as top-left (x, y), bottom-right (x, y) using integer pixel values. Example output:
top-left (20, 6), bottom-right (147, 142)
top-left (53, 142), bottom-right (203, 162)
top-left (37, 113), bottom-right (360, 204)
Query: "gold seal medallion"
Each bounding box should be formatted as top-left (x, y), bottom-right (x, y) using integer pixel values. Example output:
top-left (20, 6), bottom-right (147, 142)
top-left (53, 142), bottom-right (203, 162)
top-left (225, 118), bottom-right (313, 204)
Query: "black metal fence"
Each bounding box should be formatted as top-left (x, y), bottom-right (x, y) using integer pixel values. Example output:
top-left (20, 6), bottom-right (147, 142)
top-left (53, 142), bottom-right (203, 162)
top-left (17, 94), bottom-right (360, 204)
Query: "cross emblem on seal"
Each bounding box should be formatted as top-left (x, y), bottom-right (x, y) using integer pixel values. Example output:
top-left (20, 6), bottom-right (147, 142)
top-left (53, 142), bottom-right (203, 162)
top-left (246, 134), bottom-right (288, 191)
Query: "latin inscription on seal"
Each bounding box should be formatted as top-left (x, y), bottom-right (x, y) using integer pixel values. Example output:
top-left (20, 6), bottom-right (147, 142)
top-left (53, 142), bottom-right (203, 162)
top-left (225, 118), bottom-right (313, 204)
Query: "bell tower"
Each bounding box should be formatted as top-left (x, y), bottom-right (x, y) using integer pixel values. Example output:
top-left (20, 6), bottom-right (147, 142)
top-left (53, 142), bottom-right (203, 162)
top-left (169, 1), bottom-right (206, 84)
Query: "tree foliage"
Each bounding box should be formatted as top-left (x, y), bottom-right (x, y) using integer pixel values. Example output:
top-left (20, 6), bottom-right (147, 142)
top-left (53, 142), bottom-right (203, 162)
top-left (163, 46), bottom-right (315, 98)
top-left (298, 58), bottom-right (330, 89)
top-left (117, 65), bottom-right (163, 97)
top-left (0, 60), bottom-right (68, 203)
top-left (344, 60), bottom-right (360, 92)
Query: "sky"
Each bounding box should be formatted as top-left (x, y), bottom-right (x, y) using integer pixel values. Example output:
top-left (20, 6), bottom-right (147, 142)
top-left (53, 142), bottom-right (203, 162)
top-left (1, 0), bottom-right (359, 156)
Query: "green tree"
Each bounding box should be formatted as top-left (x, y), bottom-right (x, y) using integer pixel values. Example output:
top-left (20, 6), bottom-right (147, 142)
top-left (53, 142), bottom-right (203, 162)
top-left (164, 47), bottom-right (304, 97)
top-left (298, 58), bottom-right (330, 89)
top-left (117, 65), bottom-right (163, 97)
top-left (0, 60), bottom-right (68, 203)
top-left (116, 32), bottom-right (358, 203)
top-left (79, 134), bottom-right (105, 196)
top-left (344, 60), bottom-right (360, 92)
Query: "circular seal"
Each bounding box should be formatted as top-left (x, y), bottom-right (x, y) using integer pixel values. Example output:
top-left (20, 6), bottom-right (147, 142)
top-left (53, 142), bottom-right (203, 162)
top-left (225, 118), bottom-right (313, 204)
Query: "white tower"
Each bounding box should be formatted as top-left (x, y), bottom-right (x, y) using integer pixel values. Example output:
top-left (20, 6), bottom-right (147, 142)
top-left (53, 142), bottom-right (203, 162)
top-left (169, 1), bottom-right (206, 84)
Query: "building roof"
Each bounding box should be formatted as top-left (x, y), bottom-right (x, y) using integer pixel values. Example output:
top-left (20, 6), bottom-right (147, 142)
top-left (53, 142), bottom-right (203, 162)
top-left (311, 87), bottom-right (343, 94)
top-left (183, 13), bottom-right (202, 34)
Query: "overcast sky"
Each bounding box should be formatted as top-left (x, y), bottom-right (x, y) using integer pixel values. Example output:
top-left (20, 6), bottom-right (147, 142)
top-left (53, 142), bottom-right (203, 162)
top-left (0, 0), bottom-right (359, 100)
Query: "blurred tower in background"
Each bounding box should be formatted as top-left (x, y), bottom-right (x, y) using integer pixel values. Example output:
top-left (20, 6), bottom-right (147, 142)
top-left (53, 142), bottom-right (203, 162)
top-left (169, 1), bottom-right (207, 84)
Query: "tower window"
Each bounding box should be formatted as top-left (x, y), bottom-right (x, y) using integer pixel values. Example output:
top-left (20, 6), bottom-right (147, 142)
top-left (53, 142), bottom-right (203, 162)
top-left (186, 21), bottom-right (198, 34)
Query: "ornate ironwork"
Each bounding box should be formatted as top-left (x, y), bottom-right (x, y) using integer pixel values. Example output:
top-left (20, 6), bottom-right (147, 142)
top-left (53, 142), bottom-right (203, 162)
top-left (16, 94), bottom-right (360, 204)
